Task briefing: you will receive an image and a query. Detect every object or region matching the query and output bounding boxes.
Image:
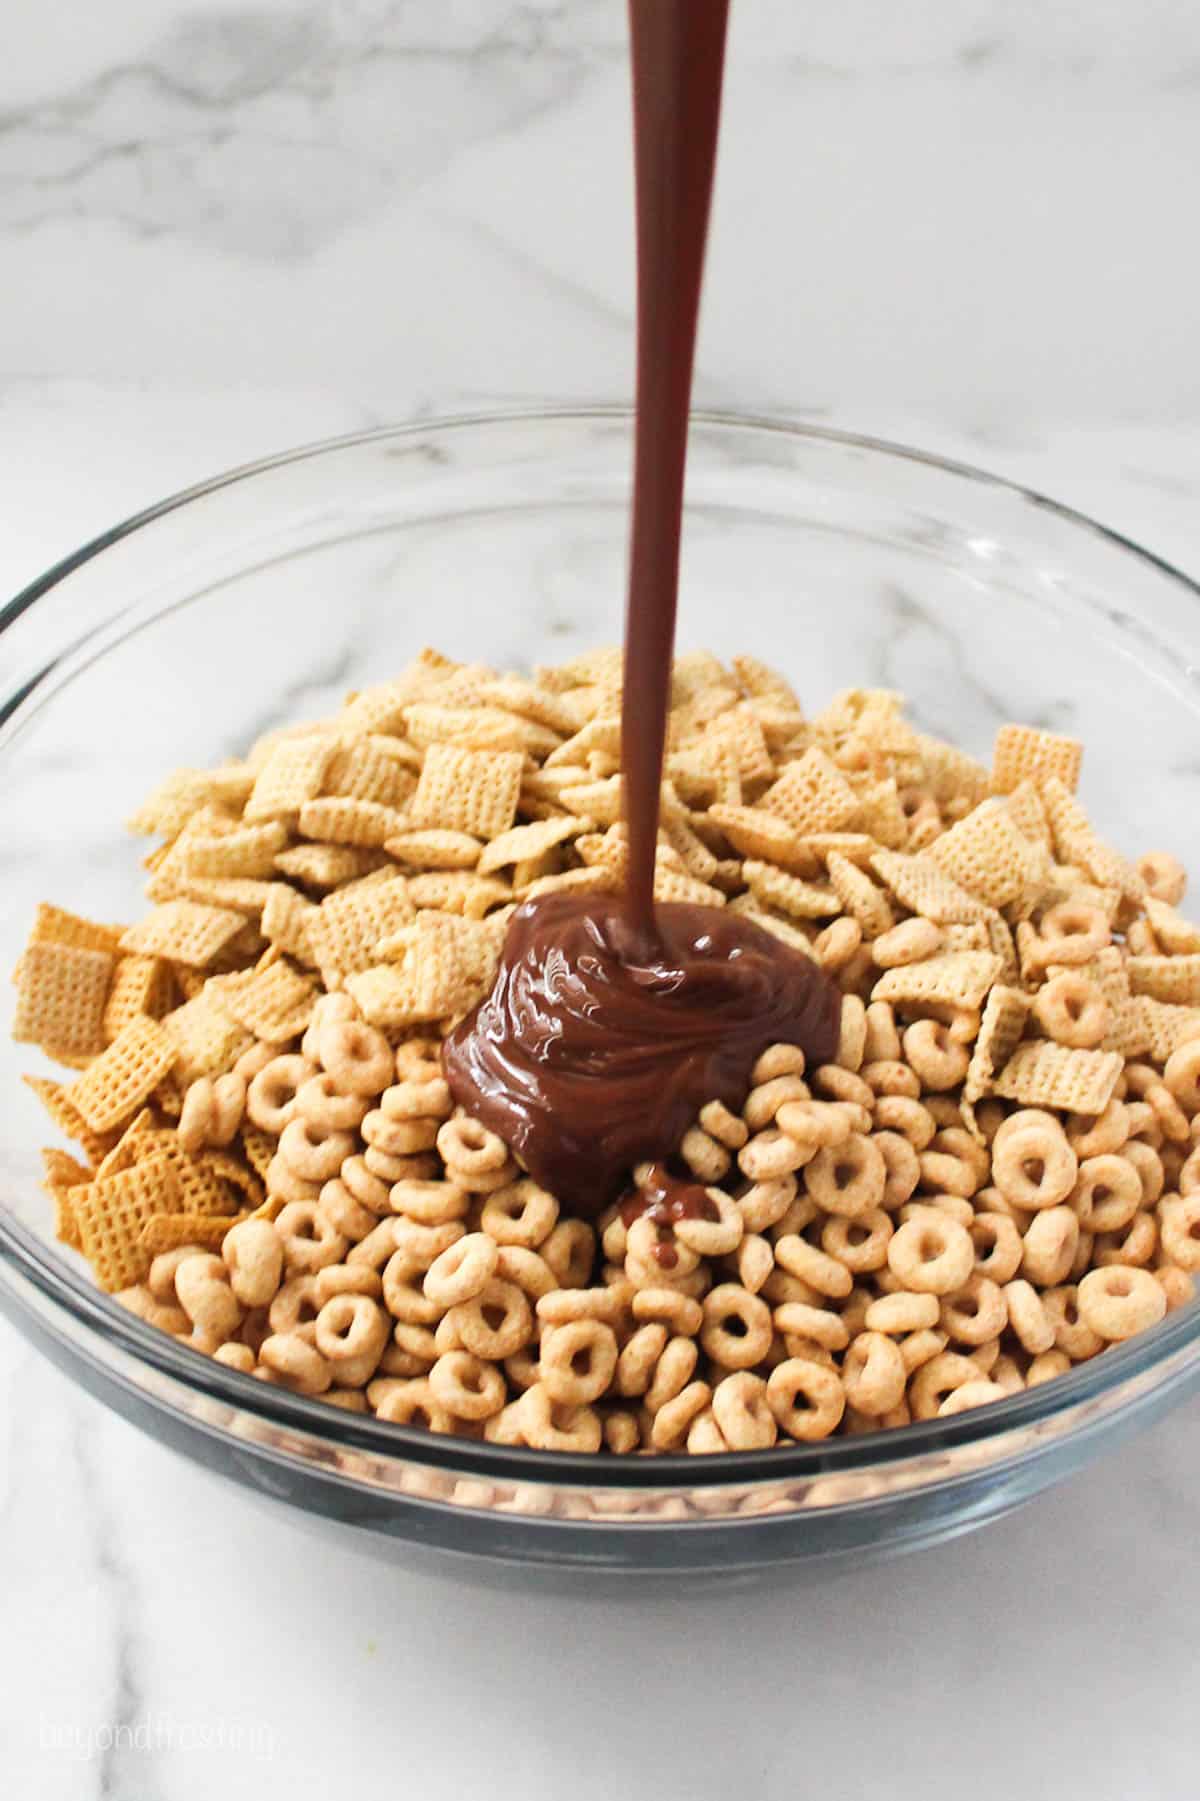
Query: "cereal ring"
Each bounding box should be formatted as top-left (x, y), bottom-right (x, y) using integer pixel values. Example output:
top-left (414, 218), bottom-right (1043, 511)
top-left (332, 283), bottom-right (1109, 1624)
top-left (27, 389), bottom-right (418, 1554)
top-left (887, 1213), bottom-right (974, 1295)
top-left (541, 1220), bottom-right (596, 1289)
top-left (873, 1096), bottom-right (937, 1151)
top-left (389, 1179), bottom-right (470, 1226)
top-left (179, 1071), bottom-right (245, 1153)
top-left (700, 1284), bottom-right (773, 1369)
top-left (735, 1233), bottom-right (775, 1294)
top-left (1077, 1265), bottom-right (1167, 1341)
top-left (449, 1278), bottom-right (532, 1361)
top-left (1157, 1265), bottom-right (1196, 1312)
top-left (222, 1218), bottom-right (284, 1309)
top-left (340, 1155), bottom-right (391, 1214)
top-left (938, 1379), bottom-right (1007, 1416)
top-left (540, 1319), bottom-right (619, 1405)
top-left (766, 1359), bottom-right (845, 1440)
top-left (874, 1131), bottom-right (922, 1210)
top-left (259, 1331), bottom-right (331, 1395)
top-left (909, 1350), bottom-right (980, 1419)
top-left (751, 1044), bottom-right (807, 1084)
top-left (842, 1331), bottom-right (906, 1415)
top-left (992, 1110), bottom-right (1078, 1211)
top-left (872, 917), bottom-right (942, 969)
top-left (115, 1284), bottom-right (190, 1336)
top-left (319, 1020), bottom-right (393, 1097)
top-left (811, 1066), bottom-right (875, 1110)
top-left (314, 1264), bottom-right (382, 1305)
top-left (171, 1253), bottom-right (241, 1341)
top-left (1020, 1206), bottom-right (1079, 1287)
top-left (1094, 1210), bottom-right (1157, 1269)
top-left (1032, 972), bottom-right (1110, 1049)
top-left (863, 1290), bottom-right (940, 1334)
top-left (616, 1322), bottom-right (669, 1397)
top-left (651, 1381), bottom-right (713, 1450)
top-left (861, 1059), bottom-right (922, 1099)
top-left (773, 1098), bottom-right (848, 1149)
top-left (364, 1147), bottom-right (439, 1185)
top-left (213, 1341), bottom-right (255, 1373)
top-left (697, 1099), bottom-right (749, 1150)
top-left (537, 1284), bottom-right (630, 1326)
top-left (480, 1180), bottom-right (559, 1249)
top-left (678, 1126), bottom-right (730, 1183)
top-left (381, 1077), bottom-right (453, 1121)
top-left (969, 1213), bottom-right (1024, 1284)
top-left (1137, 850), bottom-right (1186, 905)
top-left (739, 1128), bottom-right (815, 1180)
top-left (864, 1000), bottom-right (902, 1063)
top-left (1158, 1194), bottom-right (1200, 1271)
top-left (423, 1233), bottom-right (499, 1308)
top-left (706, 1373), bottom-right (775, 1450)
top-left (903, 1194), bottom-right (973, 1229)
top-left (673, 1189), bottom-right (743, 1258)
top-left (899, 1326), bottom-right (949, 1373)
top-left (278, 1115), bottom-right (355, 1183)
top-left (630, 1288), bottom-right (703, 1335)
top-left (1035, 901), bottom-right (1111, 967)
top-left (314, 1293), bottom-right (389, 1384)
top-left (494, 1245), bottom-right (558, 1300)
top-left (372, 1377), bottom-right (455, 1433)
top-left (234, 1040), bottom-right (277, 1084)
top-left (814, 917), bottom-right (862, 971)
top-left (346, 1216), bottom-right (401, 1272)
top-left (268, 1273), bottom-right (323, 1334)
top-left (774, 1233), bottom-right (853, 1299)
top-left (773, 1300), bottom-right (849, 1352)
top-left (902, 1019), bottom-right (969, 1092)
top-left (394, 1037), bottom-right (444, 1083)
top-left (363, 1110), bottom-right (440, 1157)
top-left (1026, 1348), bottom-right (1072, 1387)
top-left (938, 1274), bottom-right (1007, 1346)
top-left (429, 1351), bottom-right (507, 1421)
top-left (735, 1174), bottom-right (800, 1231)
top-left (919, 1127), bottom-right (989, 1200)
top-left (1124, 1140), bottom-right (1165, 1207)
top-left (1003, 1278), bottom-right (1056, 1354)
top-left (820, 1208), bottom-right (893, 1274)
top-left (1067, 1101), bottom-right (1130, 1160)
top-left (1163, 1039), bottom-right (1200, 1117)
top-left (518, 1385), bottom-right (602, 1453)
top-left (1042, 1285), bottom-right (1103, 1360)
top-left (437, 1114), bottom-right (511, 1175)
top-left (296, 1073), bottom-right (369, 1134)
top-left (274, 1200), bottom-right (349, 1275)
top-left (247, 1054), bottom-right (315, 1133)
top-left (645, 1336), bottom-right (700, 1413)
top-left (1072, 1154), bottom-right (1142, 1234)
top-left (804, 1134), bottom-right (886, 1219)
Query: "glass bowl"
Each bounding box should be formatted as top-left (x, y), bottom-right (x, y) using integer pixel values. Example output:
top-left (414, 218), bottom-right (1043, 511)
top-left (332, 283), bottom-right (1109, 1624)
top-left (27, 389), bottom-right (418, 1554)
top-left (3, 409), bottom-right (1199, 1583)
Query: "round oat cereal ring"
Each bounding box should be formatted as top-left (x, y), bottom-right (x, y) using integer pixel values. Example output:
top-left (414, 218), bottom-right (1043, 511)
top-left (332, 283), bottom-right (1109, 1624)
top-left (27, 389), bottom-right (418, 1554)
top-left (1077, 1264), bottom-right (1167, 1341)
top-left (540, 1319), bottom-right (619, 1405)
top-left (804, 1133), bottom-right (886, 1219)
top-left (700, 1284), bottom-right (773, 1369)
top-left (765, 1358), bottom-right (845, 1441)
top-left (429, 1351), bottom-right (507, 1421)
top-left (711, 1371), bottom-right (777, 1450)
top-left (319, 1020), bottom-right (393, 1097)
top-left (992, 1110), bottom-right (1078, 1211)
top-left (887, 1212), bottom-right (974, 1295)
top-left (1032, 972), bottom-right (1110, 1049)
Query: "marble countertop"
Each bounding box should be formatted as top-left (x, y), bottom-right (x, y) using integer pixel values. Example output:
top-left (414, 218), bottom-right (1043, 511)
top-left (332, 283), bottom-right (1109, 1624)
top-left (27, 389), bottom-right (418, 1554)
top-left (4, 2), bottom-right (1200, 1796)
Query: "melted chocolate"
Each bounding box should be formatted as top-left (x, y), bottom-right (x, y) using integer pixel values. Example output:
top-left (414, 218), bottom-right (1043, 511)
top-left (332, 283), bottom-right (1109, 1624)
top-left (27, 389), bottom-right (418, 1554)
top-left (620, 1163), bottom-right (719, 1232)
top-left (442, 0), bottom-right (844, 1218)
top-left (444, 895), bottom-right (841, 1218)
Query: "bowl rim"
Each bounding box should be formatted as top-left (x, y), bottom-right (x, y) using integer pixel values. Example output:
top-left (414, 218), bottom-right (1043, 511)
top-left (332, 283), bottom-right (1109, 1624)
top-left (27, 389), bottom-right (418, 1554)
top-left (3, 404), bottom-right (1199, 1493)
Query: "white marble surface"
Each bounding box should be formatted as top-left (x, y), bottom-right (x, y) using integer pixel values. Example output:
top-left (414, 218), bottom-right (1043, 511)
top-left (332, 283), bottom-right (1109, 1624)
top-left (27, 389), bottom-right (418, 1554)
top-left (4, 3), bottom-right (1200, 1797)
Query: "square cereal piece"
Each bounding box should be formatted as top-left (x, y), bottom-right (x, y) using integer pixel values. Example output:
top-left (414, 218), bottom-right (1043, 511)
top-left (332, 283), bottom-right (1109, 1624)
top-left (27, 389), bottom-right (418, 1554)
top-left (1004, 779), bottom-right (1052, 848)
top-left (139, 1212), bottom-right (244, 1256)
top-left (759, 749), bottom-right (858, 836)
top-left (872, 951), bottom-right (1002, 1012)
top-left (126, 767), bottom-right (251, 838)
top-left (742, 862), bottom-right (840, 920)
top-left (853, 779), bottom-right (909, 851)
top-left (707, 805), bottom-right (819, 876)
top-left (68, 1016), bottom-right (178, 1134)
top-left (125, 1130), bottom-right (244, 1216)
top-left (963, 985), bottom-right (1031, 1107)
top-left (556, 775), bottom-right (624, 826)
top-left (312, 876), bottom-right (416, 982)
top-left (992, 723), bottom-right (1083, 796)
top-left (102, 956), bottom-right (176, 1042)
top-left (407, 872), bottom-right (512, 919)
top-left (1144, 899), bottom-right (1200, 957)
top-left (207, 958), bottom-right (317, 1044)
top-left (1127, 954), bottom-right (1200, 1006)
top-left (707, 705), bottom-right (774, 789)
top-left (927, 800), bottom-right (1047, 910)
top-left (912, 734), bottom-right (991, 812)
top-left (175, 821), bottom-right (288, 880)
top-left (23, 1075), bottom-right (116, 1165)
top-left (29, 902), bottom-right (126, 957)
top-left (477, 676), bottom-right (590, 739)
top-left (520, 866), bottom-right (619, 903)
top-left (870, 849), bottom-right (993, 924)
top-left (1137, 998), bottom-right (1200, 1063)
top-left (261, 885), bottom-right (321, 964)
top-left (70, 1150), bottom-right (183, 1292)
top-left (404, 703), bottom-right (543, 757)
top-left (371, 912), bottom-right (499, 1022)
top-left (201, 1150), bottom-right (265, 1212)
top-left (385, 830), bottom-right (483, 871)
top-left (298, 797), bottom-right (411, 848)
top-left (96, 1108), bottom-right (158, 1181)
top-left (477, 816), bottom-right (582, 875)
top-left (732, 654), bottom-right (801, 711)
top-left (827, 854), bottom-right (895, 939)
top-left (992, 1041), bottom-right (1122, 1115)
top-left (411, 744), bottom-right (523, 841)
top-left (244, 734), bottom-right (339, 822)
top-left (161, 994), bottom-right (253, 1085)
top-left (274, 844), bottom-right (387, 891)
top-left (344, 965), bottom-right (423, 1030)
top-left (322, 739), bottom-right (413, 810)
top-left (121, 900), bottom-right (248, 969)
top-left (12, 941), bottom-right (113, 1056)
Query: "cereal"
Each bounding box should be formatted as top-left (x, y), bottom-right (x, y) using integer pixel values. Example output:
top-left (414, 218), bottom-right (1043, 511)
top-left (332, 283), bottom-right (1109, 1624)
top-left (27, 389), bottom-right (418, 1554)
top-left (13, 647), bottom-right (1200, 1453)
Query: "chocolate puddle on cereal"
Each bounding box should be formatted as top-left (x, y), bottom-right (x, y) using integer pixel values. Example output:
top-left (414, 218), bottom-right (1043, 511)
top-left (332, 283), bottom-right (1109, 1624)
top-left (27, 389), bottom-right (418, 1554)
top-left (443, 0), bottom-right (843, 1213)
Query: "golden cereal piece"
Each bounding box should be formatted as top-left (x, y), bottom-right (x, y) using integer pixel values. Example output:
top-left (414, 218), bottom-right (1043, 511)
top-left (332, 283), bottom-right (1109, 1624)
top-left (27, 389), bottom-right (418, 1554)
top-left (12, 941), bottom-right (113, 1057)
top-left (991, 723), bottom-right (1083, 796)
top-left (411, 743), bottom-right (523, 841)
top-left (759, 748), bottom-right (858, 836)
top-left (244, 734), bottom-right (338, 822)
top-left (873, 951), bottom-right (1002, 1013)
top-left (120, 900), bottom-right (248, 969)
top-left (68, 1016), bottom-right (177, 1135)
top-left (991, 1040), bottom-right (1123, 1116)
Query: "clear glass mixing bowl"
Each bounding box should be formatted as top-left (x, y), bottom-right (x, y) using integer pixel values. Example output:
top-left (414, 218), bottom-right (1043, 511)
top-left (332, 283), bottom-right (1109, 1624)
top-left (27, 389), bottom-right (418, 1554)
top-left (2, 410), bottom-right (1199, 1581)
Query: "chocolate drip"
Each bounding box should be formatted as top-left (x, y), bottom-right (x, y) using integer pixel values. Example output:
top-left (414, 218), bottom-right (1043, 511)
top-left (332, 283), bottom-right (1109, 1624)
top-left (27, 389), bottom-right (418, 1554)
top-left (441, 0), bottom-right (844, 1218)
top-left (444, 896), bottom-right (841, 1218)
